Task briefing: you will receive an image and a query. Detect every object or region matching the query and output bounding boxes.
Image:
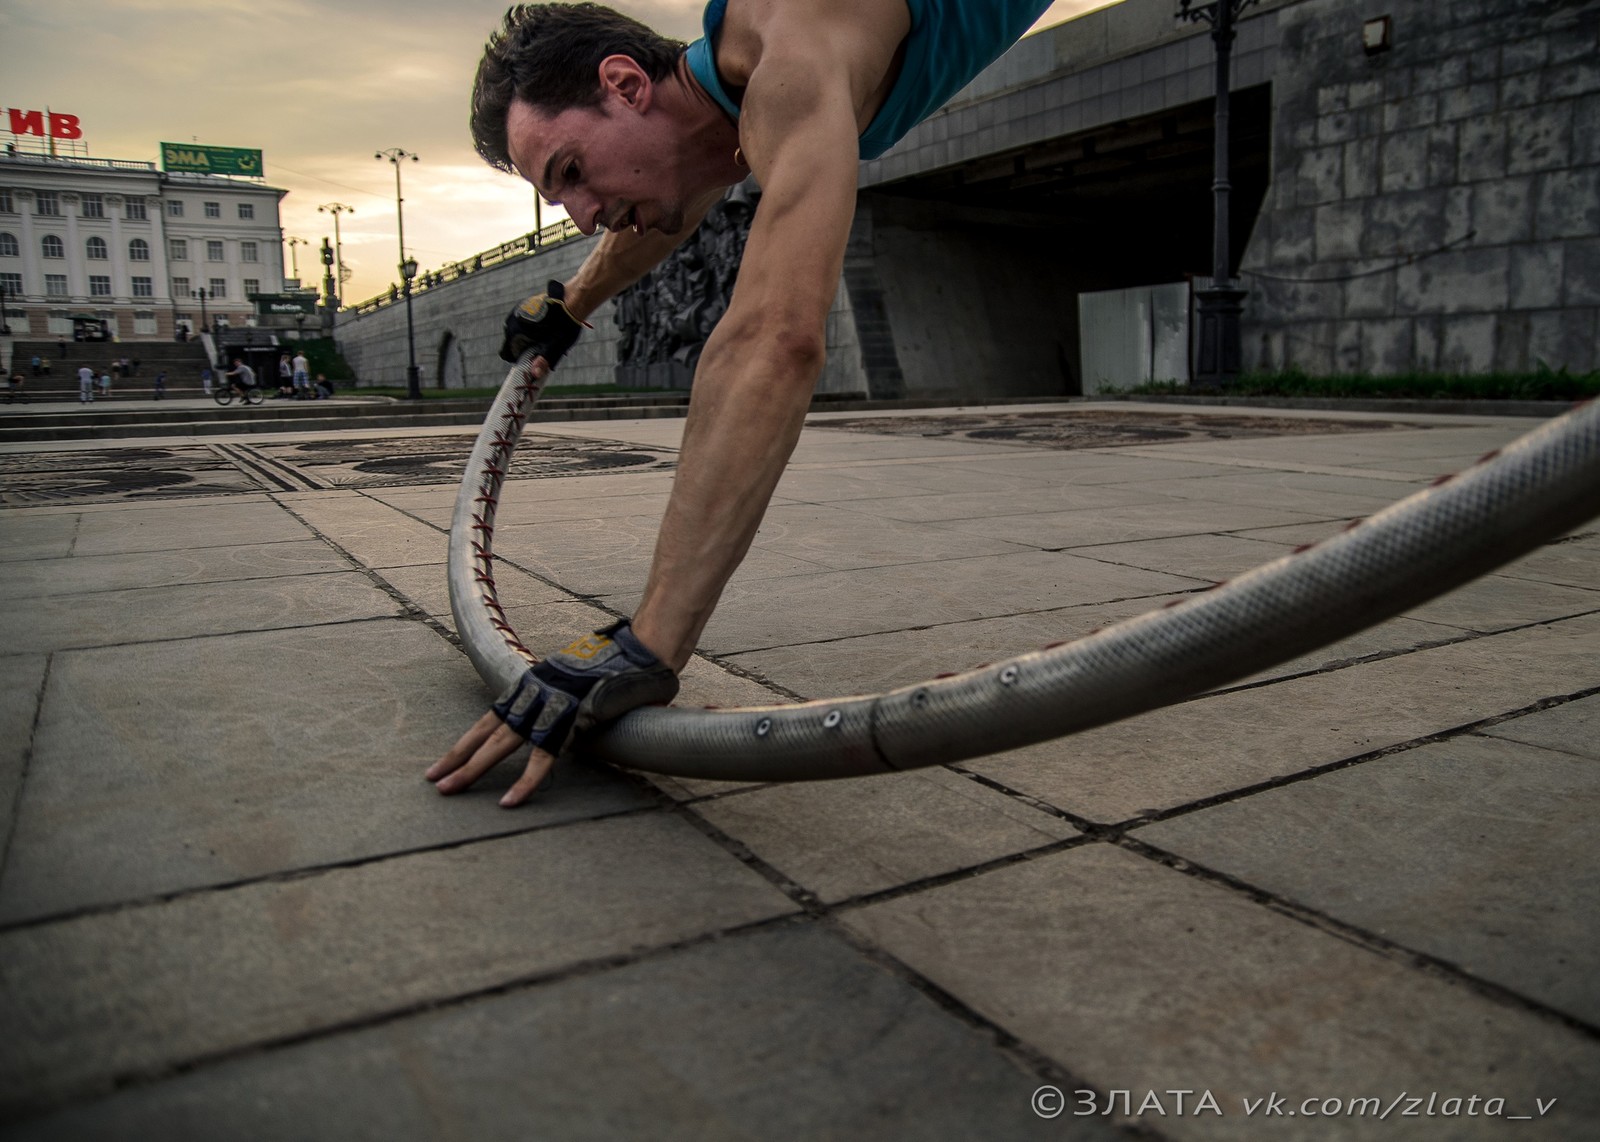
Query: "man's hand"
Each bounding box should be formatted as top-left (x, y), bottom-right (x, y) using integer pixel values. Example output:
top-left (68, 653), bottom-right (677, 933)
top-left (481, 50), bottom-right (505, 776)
top-left (498, 280), bottom-right (590, 365)
top-left (426, 619), bottom-right (678, 807)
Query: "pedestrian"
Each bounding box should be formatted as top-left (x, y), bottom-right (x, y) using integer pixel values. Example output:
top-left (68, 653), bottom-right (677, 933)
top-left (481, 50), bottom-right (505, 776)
top-left (433, 0), bottom-right (1057, 805)
top-left (57, 337), bottom-right (66, 357)
top-left (77, 364), bottom-right (95, 403)
top-left (38, 356), bottom-right (50, 376)
top-left (29, 354), bottom-right (41, 377)
top-left (292, 348), bottom-right (311, 398)
top-left (99, 370), bottom-right (112, 399)
top-left (314, 373), bottom-right (335, 399)
top-left (7, 372), bottom-right (27, 403)
top-left (200, 365), bottom-right (213, 396)
top-left (154, 370), bottom-right (167, 399)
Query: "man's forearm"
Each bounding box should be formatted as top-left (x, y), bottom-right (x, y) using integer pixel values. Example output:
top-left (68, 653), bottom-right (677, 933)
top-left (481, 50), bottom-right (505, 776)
top-left (630, 315), bottom-right (823, 670)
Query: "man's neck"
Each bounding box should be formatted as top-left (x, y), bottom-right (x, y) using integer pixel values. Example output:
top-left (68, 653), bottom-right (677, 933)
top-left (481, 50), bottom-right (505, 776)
top-left (664, 53), bottom-right (748, 191)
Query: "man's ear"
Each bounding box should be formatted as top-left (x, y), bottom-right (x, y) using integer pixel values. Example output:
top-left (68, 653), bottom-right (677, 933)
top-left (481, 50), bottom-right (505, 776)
top-left (597, 54), bottom-right (651, 111)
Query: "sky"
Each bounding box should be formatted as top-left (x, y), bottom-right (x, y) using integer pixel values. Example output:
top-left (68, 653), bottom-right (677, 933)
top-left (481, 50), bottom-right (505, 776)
top-left (3, 0), bottom-right (1116, 305)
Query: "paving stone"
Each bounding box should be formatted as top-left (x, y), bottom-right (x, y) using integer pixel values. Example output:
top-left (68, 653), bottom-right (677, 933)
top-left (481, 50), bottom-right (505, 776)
top-left (939, 499), bottom-right (1329, 551)
top-left (0, 620), bottom-right (652, 923)
top-left (843, 844), bottom-right (1600, 1141)
top-left (1135, 733), bottom-right (1600, 1024)
top-left (1479, 692), bottom-right (1600, 760)
top-left (5, 922), bottom-right (1098, 1142)
top-left (70, 500), bottom-right (309, 556)
top-left (1495, 535), bottom-right (1600, 592)
top-left (696, 768), bottom-right (1077, 903)
top-left (0, 653), bottom-right (47, 872)
top-left (377, 559), bottom-right (578, 622)
top-left (964, 613), bottom-right (1600, 823)
top-left (1119, 472), bottom-right (1405, 518)
top-left (1, 571), bottom-right (403, 654)
top-left (752, 502), bottom-right (1032, 570)
top-left (1230, 615), bottom-right (1472, 686)
top-left (1402, 573), bottom-right (1600, 632)
top-left (693, 551), bottom-right (1197, 653)
top-left (0, 539), bottom-right (353, 601)
top-left (823, 480), bottom-right (1177, 523)
top-left (1070, 533), bottom-right (1294, 582)
top-left (0, 813), bottom-right (795, 1116)
top-left (0, 513), bottom-right (79, 562)
top-left (288, 496), bottom-right (451, 569)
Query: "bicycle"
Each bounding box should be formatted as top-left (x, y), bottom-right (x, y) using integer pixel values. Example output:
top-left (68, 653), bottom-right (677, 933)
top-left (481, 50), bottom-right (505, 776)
top-left (214, 383), bottom-right (264, 406)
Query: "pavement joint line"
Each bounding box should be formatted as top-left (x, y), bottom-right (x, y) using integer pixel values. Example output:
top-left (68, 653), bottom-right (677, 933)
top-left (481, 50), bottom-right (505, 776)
top-left (1115, 834), bottom-right (1600, 1046)
top-left (0, 564), bottom-right (363, 603)
top-left (0, 651), bottom-right (52, 887)
top-left (20, 612), bottom-right (410, 657)
top-left (6, 909), bottom-right (808, 1124)
top-left (0, 799), bottom-right (664, 937)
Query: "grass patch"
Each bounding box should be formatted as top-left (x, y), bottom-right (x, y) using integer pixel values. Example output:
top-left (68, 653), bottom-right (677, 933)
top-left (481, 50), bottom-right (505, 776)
top-left (1120, 366), bottom-right (1600, 402)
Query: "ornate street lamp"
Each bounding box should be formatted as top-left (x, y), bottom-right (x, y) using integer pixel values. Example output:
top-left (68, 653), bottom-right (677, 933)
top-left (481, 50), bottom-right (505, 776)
top-left (286, 236), bottom-right (308, 281)
top-left (192, 286), bottom-right (209, 334)
top-left (377, 148), bottom-right (422, 400)
top-left (400, 255), bottom-right (421, 400)
top-left (1180, 0), bottom-right (1258, 388)
top-left (0, 279), bottom-right (10, 336)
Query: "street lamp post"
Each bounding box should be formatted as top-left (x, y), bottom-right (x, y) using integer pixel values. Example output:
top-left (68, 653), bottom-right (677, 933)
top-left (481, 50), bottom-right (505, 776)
top-left (376, 148), bottom-right (422, 400)
top-left (192, 287), bottom-right (209, 335)
top-left (317, 203), bottom-right (354, 308)
top-left (1180, 0), bottom-right (1258, 388)
top-left (286, 236), bottom-right (308, 282)
top-left (0, 279), bottom-right (10, 336)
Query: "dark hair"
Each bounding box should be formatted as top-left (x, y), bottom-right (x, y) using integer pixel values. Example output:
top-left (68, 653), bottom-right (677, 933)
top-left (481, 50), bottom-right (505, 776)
top-left (471, 3), bottom-right (685, 173)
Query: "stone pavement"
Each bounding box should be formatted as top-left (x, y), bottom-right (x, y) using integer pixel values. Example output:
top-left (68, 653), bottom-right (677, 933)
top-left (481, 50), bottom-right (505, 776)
top-left (0, 400), bottom-right (1595, 1140)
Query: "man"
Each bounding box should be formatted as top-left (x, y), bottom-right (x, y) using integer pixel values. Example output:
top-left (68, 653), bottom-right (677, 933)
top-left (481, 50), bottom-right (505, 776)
top-left (224, 358), bottom-right (257, 401)
top-left (431, 0), bottom-right (1053, 806)
top-left (292, 349), bottom-right (312, 398)
top-left (77, 363), bottom-right (95, 404)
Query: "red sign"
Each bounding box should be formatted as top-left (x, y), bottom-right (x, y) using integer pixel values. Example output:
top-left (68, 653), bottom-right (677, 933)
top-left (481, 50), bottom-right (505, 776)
top-left (4, 108), bottom-right (83, 140)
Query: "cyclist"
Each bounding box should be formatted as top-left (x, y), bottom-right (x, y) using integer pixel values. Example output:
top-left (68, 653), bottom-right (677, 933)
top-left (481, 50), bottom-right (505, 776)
top-left (223, 358), bottom-right (259, 401)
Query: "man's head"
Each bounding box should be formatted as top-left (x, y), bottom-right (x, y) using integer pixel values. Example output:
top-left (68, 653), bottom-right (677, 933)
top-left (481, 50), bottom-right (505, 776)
top-left (471, 3), bottom-right (684, 175)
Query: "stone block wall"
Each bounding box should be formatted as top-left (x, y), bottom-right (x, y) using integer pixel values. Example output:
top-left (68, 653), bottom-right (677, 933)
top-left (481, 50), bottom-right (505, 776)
top-left (1241, 0), bottom-right (1600, 375)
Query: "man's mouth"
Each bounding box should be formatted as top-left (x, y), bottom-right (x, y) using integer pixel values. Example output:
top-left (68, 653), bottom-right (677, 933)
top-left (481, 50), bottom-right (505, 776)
top-left (610, 207), bottom-right (644, 235)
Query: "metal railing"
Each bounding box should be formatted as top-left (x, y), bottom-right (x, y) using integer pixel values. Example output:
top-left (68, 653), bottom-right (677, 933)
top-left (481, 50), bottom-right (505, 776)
top-left (0, 152), bottom-right (157, 172)
top-left (345, 217), bottom-right (587, 316)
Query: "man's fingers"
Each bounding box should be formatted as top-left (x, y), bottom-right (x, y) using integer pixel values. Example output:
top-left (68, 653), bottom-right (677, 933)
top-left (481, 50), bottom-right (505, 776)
top-left (425, 709), bottom-right (502, 782)
top-left (430, 720), bottom-right (527, 795)
top-left (499, 748), bottom-right (557, 808)
top-left (530, 355), bottom-right (551, 380)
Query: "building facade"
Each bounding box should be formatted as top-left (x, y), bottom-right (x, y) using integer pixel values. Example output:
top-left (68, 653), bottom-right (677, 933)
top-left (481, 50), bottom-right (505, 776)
top-left (0, 151), bottom-right (286, 342)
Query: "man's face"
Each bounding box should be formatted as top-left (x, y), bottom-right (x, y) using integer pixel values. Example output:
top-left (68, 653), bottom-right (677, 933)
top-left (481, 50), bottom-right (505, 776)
top-left (505, 96), bottom-right (688, 238)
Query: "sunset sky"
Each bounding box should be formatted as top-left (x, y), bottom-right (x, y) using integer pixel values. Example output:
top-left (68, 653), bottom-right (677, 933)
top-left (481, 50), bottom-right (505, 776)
top-left (4, 0), bottom-right (1115, 304)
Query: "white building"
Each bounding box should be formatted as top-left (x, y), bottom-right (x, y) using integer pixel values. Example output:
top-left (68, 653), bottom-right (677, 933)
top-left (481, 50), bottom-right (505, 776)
top-left (0, 151), bottom-right (286, 342)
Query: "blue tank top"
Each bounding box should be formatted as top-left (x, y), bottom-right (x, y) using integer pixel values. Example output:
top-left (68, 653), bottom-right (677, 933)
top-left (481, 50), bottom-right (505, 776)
top-left (684, 0), bottom-right (1053, 161)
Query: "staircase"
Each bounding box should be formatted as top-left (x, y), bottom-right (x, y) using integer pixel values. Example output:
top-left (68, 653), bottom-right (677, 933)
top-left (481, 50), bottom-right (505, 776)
top-left (8, 339), bottom-right (215, 401)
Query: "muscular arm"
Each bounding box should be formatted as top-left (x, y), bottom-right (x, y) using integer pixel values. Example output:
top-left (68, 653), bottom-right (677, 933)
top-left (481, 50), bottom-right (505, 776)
top-left (629, 39), bottom-right (863, 669)
top-left (560, 187), bottom-right (725, 322)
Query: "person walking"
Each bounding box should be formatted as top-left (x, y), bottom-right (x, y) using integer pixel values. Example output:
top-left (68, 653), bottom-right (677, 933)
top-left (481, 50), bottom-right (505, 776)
top-left (98, 370), bottom-right (112, 399)
top-left (77, 364), bottom-right (95, 403)
top-left (200, 365), bottom-right (214, 397)
top-left (154, 370), bottom-right (167, 399)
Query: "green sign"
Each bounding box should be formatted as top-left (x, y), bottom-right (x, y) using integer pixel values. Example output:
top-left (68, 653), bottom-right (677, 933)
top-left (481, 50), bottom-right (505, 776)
top-left (161, 143), bottom-right (263, 176)
top-left (254, 294), bottom-right (317, 316)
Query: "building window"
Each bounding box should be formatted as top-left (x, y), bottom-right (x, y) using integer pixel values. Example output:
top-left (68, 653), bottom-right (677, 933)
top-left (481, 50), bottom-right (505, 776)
top-left (208, 278), bottom-right (227, 298)
top-left (0, 271), bottom-right (21, 294)
top-left (45, 274), bottom-right (68, 297)
top-left (125, 199), bottom-right (147, 220)
top-left (241, 240), bottom-right (258, 262)
top-left (172, 275), bottom-right (190, 296)
top-left (238, 203), bottom-right (255, 220)
top-left (132, 276), bottom-right (154, 298)
top-left (86, 236), bottom-right (108, 260)
top-left (169, 237), bottom-right (188, 261)
top-left (167, 199), bottom-right (184, 217)
top-left (0, 189), bottom-right (14, 213)
top-left (204, 201), bottom-right (220, 219)
top-left (41, 235), bottom-right (64, 258)
top-left (81, 193), bottom-right (104, 218)
top-left (134, 310), bottom-right (158, 334)
top-left (129, 238), bottom-right (150, 261)
top-left (89, 275), bottom-right (112, 297)
top-left (35, 191), bottom-right (60, 216)
top-left (0, 232), bottom-right (16, 257)
top-left (206, 240), bottom-right (224, 261)
top-left (244, 278), bottom-right (260, 297)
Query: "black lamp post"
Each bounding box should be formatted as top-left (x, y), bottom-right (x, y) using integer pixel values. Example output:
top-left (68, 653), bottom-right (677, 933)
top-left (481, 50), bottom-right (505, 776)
top-left (400, 255), bottom-right (421, 399)
top-left (1180, 0), bottom-right (1257, 388)
top-left (377, 147), bottom-right (422, 400)
top-left (192, 287), bottom-right (209, 334)
top-left (318, 203), bottom-right (353, 309)
top-left (0, 279), bottom-right (10, 336)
